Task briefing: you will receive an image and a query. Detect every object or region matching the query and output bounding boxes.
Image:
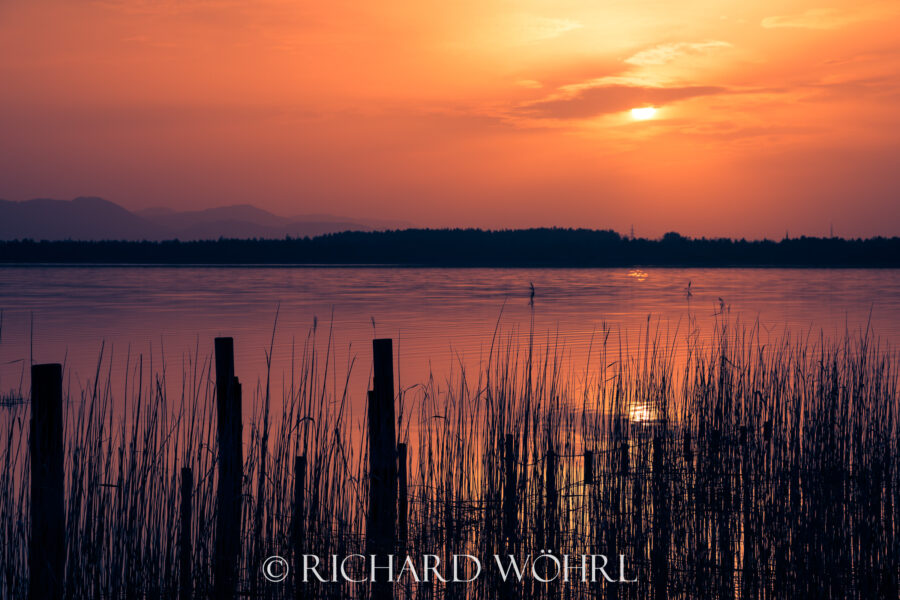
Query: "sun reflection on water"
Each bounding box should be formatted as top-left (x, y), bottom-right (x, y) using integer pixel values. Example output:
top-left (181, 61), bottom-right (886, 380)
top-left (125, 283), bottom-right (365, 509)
top-left (628, 402), bottom-right (655, 423)
top-left (627, 269), bottom-right (648, 281)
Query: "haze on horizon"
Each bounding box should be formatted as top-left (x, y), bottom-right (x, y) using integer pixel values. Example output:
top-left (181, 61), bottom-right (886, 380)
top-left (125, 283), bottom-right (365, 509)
top-left (1, 0), bottom-right (899, 239)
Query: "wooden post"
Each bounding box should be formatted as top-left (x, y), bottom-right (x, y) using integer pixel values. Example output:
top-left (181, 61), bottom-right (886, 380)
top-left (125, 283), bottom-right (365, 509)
top-left (740, 426), bottom-right (756, 598)
top-left (683, 430), bottom-right (693, 464)
top-left (29, 363), bottom-right (65, 600)
top-left (368, 339), bottom-right (396, 600)
top-left (584, 450), bottom-right (594, 485)
top-left (501, 434), bottom-right (517, 600)
top-left (213, 337), bottom-right (242, 599)
top-left (180, 467), bottom-right (193, 600)
top-left (293, 455), bottom-right (306, 600)
top-left (545, 447), bottom-right (558, 550)
top-left (398, 443), bottom-right (408, 552)
top-left (541, 446), bottom-right (559, 598)
top-left (651, 435), bottom-right (669, 600)
top-left (619, 439), bottom-right (629, 529)
top-left (502, 434), bottom-right (517, 544)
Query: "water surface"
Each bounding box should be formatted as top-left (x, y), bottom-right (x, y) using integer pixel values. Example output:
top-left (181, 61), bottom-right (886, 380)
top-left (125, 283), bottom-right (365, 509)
top-left (1, 267), bottom-right (898, 401)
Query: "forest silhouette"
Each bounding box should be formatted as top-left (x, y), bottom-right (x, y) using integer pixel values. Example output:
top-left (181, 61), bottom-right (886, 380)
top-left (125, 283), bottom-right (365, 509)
top-left (1, 229), bottom-right (898, 266)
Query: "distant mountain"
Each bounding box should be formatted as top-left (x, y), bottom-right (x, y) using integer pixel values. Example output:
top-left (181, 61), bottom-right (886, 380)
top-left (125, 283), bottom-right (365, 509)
top-left (0, 197), bottom-right (409, 241)
top-left (135, 204), bottom-right (390, 239)
top-left (288, 213), bottom-right (415, 231)
top-left (0, 197), bottom-right (161, 241)
top-left (137, 204), bottom-right (289, 229)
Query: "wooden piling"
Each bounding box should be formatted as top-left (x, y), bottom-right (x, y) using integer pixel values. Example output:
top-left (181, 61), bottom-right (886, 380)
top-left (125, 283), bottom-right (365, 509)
top-left (398, 443), bottom-right (408, 552)
top-left (367, 339), bottom-right (396, 600)
top-left (501, 434), bottom-right (517, 600)
top-left (541, 445), bottom-right (559, 598)
top-left (683, 430), bottom-right (693, 464)
top-left (545, 447), bottom-right (558, 551)
top-left (179, 467), bottom-right (193, 600)
top-left (651, 435), bottom-right (669, 600)
top-left (740, 426), bottom-right (755, 599)
top-left (29, 363), bottom-right (65, 600)
top-left (213, 337), bottom-right (242, 600)
top-left (502, 434), bottom-right (517, 544)
top-left (584, 450), bottom-right (594, 486)
top-left (293, 455), bottom-right (306, 600)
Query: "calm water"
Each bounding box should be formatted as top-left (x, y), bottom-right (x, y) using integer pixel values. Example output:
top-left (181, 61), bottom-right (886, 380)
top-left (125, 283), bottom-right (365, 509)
top-left (1, 267), bottom-right (898, 402)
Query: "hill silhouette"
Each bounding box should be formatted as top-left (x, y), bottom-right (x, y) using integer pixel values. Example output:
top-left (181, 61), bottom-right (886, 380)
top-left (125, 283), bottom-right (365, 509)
top-left (0, 197), bottom-right (410, 241)
top-left (1, 229), bottom-right (897, 267)
top-left (0, 197), bottom-right (161, 241)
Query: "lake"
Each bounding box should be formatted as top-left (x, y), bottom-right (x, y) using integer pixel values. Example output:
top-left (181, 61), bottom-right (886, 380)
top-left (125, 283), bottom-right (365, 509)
top-left (1, 266), bottom-right (898, 404)
top-left (3, 265), bottom-right (900, 600)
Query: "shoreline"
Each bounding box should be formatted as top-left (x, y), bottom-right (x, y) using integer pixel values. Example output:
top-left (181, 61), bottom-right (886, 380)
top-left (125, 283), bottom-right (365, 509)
top-left (2, 262), bottom-right (899, 269)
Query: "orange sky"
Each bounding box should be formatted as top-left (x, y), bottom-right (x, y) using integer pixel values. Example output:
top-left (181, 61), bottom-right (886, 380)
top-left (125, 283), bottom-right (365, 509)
top-left (1, 0), bottom-right (899, 237)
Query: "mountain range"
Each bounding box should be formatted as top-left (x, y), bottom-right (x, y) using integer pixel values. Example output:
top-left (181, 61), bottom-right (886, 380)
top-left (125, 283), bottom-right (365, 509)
top-left (0, 197), bottom-right (411, 241)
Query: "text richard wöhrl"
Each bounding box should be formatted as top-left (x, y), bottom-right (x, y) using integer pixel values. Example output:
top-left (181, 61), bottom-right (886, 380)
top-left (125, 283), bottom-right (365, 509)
top-left (262, 552), bottom-right (638, 584)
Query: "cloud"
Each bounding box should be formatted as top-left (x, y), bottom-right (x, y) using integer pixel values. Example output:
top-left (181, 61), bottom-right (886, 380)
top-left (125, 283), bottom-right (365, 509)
top-left (518, 80), bottom-right (728, 119)
top-left (625, 41), bottom-right (732, 66)
top-left (510, 15), bottom-right (583, 42)
top-left (761, 7), bottom-right (875, 30)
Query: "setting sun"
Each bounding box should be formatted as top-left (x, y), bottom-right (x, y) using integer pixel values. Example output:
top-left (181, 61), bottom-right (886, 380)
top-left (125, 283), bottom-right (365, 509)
top-left (631, 106), bottom-right (657, 120)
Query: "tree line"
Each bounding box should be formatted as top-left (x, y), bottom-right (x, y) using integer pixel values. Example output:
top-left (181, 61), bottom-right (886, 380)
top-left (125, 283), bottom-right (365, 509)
top-left (1, 228), bottom-right (898, 267)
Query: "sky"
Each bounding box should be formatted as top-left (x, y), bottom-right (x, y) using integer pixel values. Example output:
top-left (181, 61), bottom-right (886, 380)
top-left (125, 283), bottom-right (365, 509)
top-left (1, 0), bottom-right (899, 238)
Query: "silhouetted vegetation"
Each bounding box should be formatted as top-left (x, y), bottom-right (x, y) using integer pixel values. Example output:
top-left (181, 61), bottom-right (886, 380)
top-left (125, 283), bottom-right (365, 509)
top-left (1, 229), bottom-right (898, 266)
top-left (2, 319), bottom-right (899, 598)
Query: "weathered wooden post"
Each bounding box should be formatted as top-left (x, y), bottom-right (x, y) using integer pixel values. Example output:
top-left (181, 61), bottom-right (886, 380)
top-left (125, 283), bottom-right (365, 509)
top-left (619, 439), bottom-right (629, 523)
top-left (740, 425), bottom-right (756, 598)
top-left (651, 435), bottom-right (669, 600)
top-left (584, 450), bottom-right (594, 485)
top-left (30, 363), bottom-right (65, 600)
top-left (501, 434), bottom-right (517, 600)
top-left (502, 434), bottom-right (517, 544)
top-left (213, 337), bottom-right (242, 599)
top-left (545, 446), bottom-right (558, 551)
top-left (293, 455), bottom-right (306, 600)
top-left (683, 430), bottom-right (693, 464)
top-left (541, 445), bottom-right (559, 598)
top-left (398, 443), bottom-right (408, 552)
top-left (180, 467), bottom-right (193, 600)
top-left (367, 339), bottom-right (396, 600)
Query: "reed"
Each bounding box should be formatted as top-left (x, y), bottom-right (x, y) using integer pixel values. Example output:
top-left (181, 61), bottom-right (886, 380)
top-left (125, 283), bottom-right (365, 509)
top-left (0, 317), bottom-right (897, 599)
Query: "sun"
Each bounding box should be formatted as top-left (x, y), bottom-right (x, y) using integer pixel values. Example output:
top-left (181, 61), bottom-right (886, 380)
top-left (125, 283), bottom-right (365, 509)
top-left (630, 106), bottom-right (657, 120)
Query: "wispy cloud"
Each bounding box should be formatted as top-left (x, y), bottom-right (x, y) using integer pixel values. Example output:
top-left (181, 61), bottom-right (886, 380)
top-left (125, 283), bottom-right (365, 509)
top-left (625, 41), bottom-right (732, 66)
top-left (761, 6), bottom-right (890, 29)
top-left (518, 79), bottom-right (728, 119)
top-left (511, 15), bottom-right (583, 42)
